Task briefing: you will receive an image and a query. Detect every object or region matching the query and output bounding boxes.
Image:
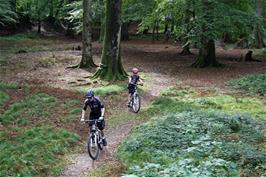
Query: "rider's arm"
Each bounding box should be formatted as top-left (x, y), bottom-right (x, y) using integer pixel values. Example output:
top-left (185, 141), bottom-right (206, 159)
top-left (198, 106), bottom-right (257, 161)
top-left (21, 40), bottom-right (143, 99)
top-left (101, 107), bottom-right (105, 117)
top-left (81, 99), bottom-right (88, 119)
top-left (128, 76), bottom-right (132, 84)
top-left (139, 78), bottom-right (144, 85)
top-left (81, 109), bottom-right (86, 119)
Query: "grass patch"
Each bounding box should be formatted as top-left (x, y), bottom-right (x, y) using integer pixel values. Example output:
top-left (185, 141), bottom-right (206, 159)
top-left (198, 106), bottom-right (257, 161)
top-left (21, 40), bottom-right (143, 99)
top-left (0, 91), bottom-right (9, 107)
top-left (228, 74), bottom-right (266, 95)
top-left (0, 93), bottom-right (56, 125)
top-left (0, 33), bottom-right (40, 42)
top-left (77, 84), bottom-right (127, 96)
top-left (0, 125), bottom-right (79, 177)
top-left (87, 162), bottom-right (127, 177)
top-left (0, 82), bottom-right (18, 90)
top-left (148, 87), bottom-right (266, 120)
top-left (0, 90), bottom-right (82, 176)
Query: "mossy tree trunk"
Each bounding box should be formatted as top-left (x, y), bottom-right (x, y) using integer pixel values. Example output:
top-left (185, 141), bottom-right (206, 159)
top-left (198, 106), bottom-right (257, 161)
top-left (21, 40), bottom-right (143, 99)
top-left (79, 0), bottom-right (97, 68)
top-left (180, 0), bottom-right (193, 55)
top-left (93, 0), bottom-right (127, 81)
top-left (192, 39), bottom-right (220, 67)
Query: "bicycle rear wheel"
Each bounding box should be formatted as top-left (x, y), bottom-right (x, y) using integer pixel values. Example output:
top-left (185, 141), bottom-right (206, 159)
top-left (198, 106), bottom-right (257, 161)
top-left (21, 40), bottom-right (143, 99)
top-left (132, 94), bottom-right (141, 113)
top-left (88, 133), bottom-right (99, 160)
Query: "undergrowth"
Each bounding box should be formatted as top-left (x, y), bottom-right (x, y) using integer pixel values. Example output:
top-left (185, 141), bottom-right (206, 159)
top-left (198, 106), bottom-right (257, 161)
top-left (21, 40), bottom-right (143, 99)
top-left (119, 112), bottom-right (265, 177)
top-left (0, 86), bottom-right (81, 176)
top-left (0, 93), bottom-right (56, 125)
top-left (77, 84), bottom-right (127, 96)
top-left (118, 86), bottom-right (266, 177)
top-left (228, 74), bottom-right (266, 95)
top-left (0, 91), bottom-right (9, 107)
top-left (0, 126), bottom-right (79, 177)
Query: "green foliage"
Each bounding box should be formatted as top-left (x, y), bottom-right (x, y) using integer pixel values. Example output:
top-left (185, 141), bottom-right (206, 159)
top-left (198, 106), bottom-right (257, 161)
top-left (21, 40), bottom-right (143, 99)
top-left (118, 87), bottom-right (266, 176)
top-left (149, 87), bottom-right (266, 120)
top-left (0, 82), bottom-right (18, 89)
top-left (228, 74), bottom-right (266, 95)
top-left (77, 84), bottom-right (127, 96)
top-left (0, 33), bottom-right (40, 42)
top-left (94, 84), bottom-right (127, 96)
top-left (0, 91), bottom-right (9, 107)
top-left (0, 125), bottom-right (79, 177)
top-left (0, 0), bottom-right (17, 26)
top-left (118, 112), bottom-right (265, 177)
top-left (0, 93), bottom-right (56, 125)
top-left (17, 0), bottom-right (49, 23)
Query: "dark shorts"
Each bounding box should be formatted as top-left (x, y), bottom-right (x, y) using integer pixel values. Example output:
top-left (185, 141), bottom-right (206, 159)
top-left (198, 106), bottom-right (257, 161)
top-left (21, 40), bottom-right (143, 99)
top-left (89, 114), bottom-right (105, 130)
top-left (128, 84), bottom-right (136, 94)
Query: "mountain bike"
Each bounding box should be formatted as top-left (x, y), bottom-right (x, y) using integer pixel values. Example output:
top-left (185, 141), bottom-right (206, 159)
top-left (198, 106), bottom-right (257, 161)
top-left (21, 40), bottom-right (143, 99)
top-left (129, 84), bottom-right (141, 113)
top-left (85, 119), bottom-right (104, 160)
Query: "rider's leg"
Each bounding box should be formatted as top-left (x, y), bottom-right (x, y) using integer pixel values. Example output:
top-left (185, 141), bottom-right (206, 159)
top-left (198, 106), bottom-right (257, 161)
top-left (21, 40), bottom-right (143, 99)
top-left (98, 118), bottom-right (107, 146)
top-left (127, 93), bottom-right (131, 106)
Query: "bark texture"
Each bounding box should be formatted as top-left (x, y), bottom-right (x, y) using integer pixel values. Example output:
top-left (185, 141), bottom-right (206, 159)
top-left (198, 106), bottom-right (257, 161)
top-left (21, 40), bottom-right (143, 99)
top-left (79, 0), bottom-right (97, 68)
top-left (192, 39), bottom-right (221, 68)
top-left (93, 0), bottom-right (127, 81)
top-left (254, 0), bottom-right (265, 48)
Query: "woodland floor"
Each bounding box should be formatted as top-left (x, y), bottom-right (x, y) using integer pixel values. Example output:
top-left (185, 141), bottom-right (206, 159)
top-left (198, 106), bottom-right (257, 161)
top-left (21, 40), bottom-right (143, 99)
top-left (0, 36), bottom-right (265, 177)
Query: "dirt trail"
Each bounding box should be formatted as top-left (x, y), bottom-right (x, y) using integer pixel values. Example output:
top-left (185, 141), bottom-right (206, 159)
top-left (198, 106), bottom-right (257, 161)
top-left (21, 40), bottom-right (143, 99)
top-left (60, 73), bottom-right (175, 177)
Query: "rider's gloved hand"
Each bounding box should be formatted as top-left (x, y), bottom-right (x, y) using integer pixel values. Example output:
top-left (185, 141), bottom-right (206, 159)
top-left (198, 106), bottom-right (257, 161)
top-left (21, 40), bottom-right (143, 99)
top-left (99, 116), bottom-right (104, 121)
top-left (80, 117), bottom-right (85, 122)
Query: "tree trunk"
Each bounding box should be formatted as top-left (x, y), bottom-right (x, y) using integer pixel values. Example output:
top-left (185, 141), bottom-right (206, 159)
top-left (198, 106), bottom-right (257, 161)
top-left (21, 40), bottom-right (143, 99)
top-left (121, 22), bottom-right (130, 41)
top-left (152, 22), bottom-right (156, 41)
top-left (156, 22), bottom-right (159, 41)
top-left (49, 0), bottom-right (54, 18)
top-left (192, 39), bottom-right (220, 67)
top-left (171, 20), bottom-right (174, 32)
top-left (92, 0), bottom-right (127, 81)
top-left (180, 0), bottom-right (192, 55)
top-left (180, 42), bottom-right (192, 55)
top-left (38, 18), bottom-right (41, 34)
top-left (79, 0), bottom-right (97, 68)
top-left (254, 0), bottom-right (265, 48)
top-left (164, 23), bottom-right (168, 34)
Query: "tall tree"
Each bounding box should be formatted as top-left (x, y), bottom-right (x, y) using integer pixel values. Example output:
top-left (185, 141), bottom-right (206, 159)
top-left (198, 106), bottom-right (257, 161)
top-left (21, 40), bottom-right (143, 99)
top-left (79, 0), bottom-right (97, 68)
top-left (93, 0), bottom-right (127, 81)
top-left (254, 0), bottom-right (265, 48)
top-left (191, 0), bottom-right (220, 67)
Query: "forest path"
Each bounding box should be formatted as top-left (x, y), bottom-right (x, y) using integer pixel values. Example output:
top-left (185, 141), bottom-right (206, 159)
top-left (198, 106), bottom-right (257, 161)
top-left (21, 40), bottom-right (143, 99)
top-left (60, 72), bottom-right (176, 177)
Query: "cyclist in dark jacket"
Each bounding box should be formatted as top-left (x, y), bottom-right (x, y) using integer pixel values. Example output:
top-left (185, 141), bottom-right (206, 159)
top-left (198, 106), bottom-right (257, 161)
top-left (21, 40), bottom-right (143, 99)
top-left (81, 90), bottom-right (107, 146)
top-left (127, 68), bottom-right (143, 107)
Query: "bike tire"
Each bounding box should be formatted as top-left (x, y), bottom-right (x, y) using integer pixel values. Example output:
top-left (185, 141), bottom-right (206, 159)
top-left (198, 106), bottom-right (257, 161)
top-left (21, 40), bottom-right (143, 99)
top-left (87, 133), bottom-right (99, 160)
top-left (132, 94), bottom-right (141, 113)
top-left (98, 132), bottom-right (103, 150)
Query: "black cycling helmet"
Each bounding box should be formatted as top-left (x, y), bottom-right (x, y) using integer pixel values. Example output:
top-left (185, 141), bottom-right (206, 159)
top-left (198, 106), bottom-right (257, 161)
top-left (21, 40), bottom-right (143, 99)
top-left (86, 89), bottom-right (94, 98)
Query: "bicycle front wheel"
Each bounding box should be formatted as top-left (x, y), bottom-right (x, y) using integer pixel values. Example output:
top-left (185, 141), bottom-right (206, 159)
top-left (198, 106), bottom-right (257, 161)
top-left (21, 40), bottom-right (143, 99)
top-left (132, 94), bottom-right (141, 113)
top-left (88, 133), bottom-right (99, 160)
